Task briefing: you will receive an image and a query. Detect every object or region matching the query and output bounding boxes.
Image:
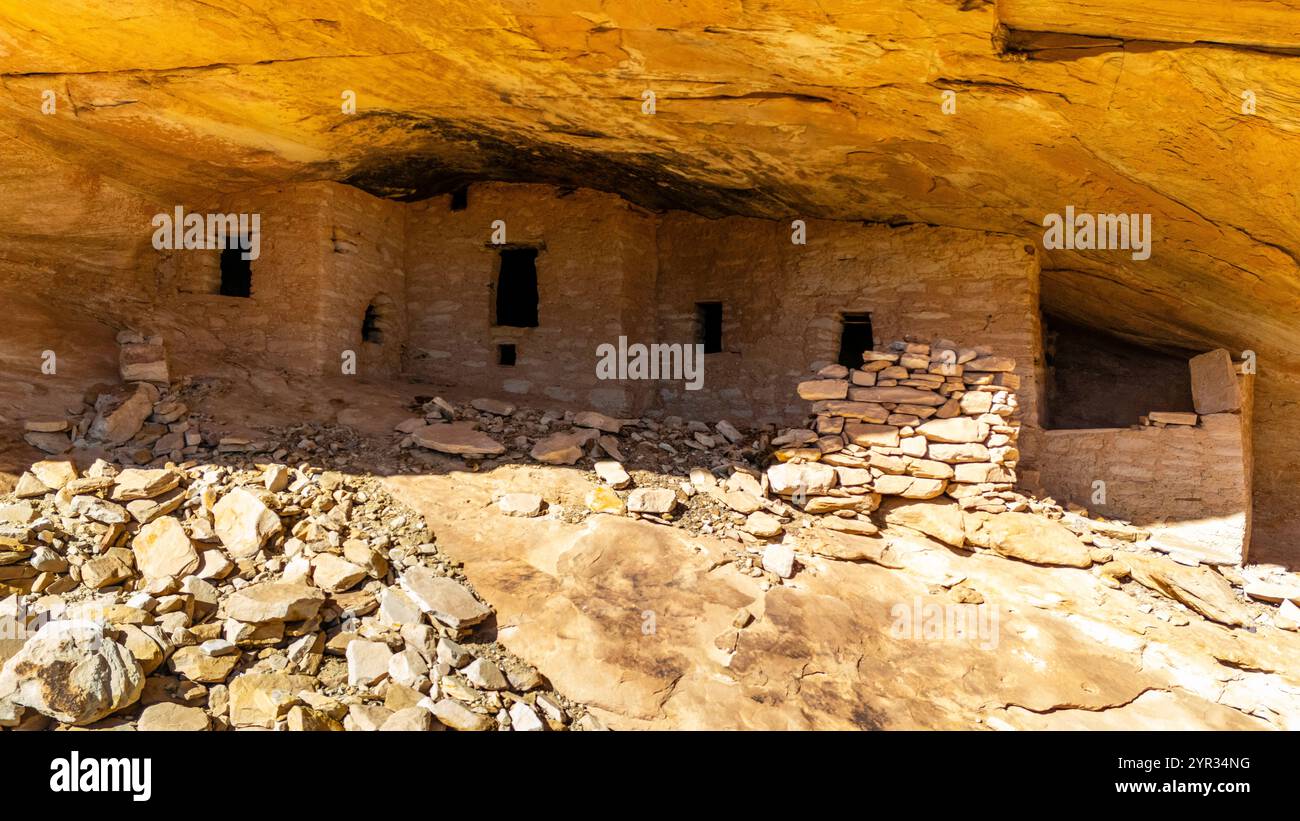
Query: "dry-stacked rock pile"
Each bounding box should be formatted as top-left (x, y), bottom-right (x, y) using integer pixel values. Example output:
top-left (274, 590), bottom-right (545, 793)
top-left (0, 453), bottom-right (593, 731)
top-left (790, 338), bottom-right (1022, 513)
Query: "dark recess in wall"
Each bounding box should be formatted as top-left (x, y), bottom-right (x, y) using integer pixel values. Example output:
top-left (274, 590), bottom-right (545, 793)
top-left (1044, 315), bottom-right (1197, 429)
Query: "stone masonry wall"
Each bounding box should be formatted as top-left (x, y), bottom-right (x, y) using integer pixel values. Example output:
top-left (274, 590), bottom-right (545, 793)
top-left (402, 183), bottom-right (659, 413)
top-left (153, 182), bottom-right (406, 377)
top-left (1037, 354), bottom-right (1254, 564)
top-left (652, 216), bottom-right (1044, 461)
top-left (786, 340), bottom-right (1022, 512)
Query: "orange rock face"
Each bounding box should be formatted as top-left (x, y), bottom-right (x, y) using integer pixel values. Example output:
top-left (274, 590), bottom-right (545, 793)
top-left (0, 2), bottom-right (1295, 559)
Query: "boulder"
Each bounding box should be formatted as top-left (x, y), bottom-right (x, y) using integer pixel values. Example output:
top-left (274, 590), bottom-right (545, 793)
top-left (962, 512), bottom-right (1092, 568)
top-left (213, 487), bottom-right (283, 557)
top-left (883, 500), bottom-right (966, 547)
top-left (131, 516), bottom-right (200, 580)
top-left (0, 620), bottom-right (143, 726)
top-left (224, 582), bottom-right (325, 624)
top-left (1124, 555), bottom-right (1251, 627)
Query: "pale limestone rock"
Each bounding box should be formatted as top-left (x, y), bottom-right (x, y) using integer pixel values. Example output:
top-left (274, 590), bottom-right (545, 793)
top-left (744, 511), bottom-right (784, 538)
top-left (213, 487), bottom-right (282, 557)
top-left (497, 492), bottom-right (544, 517)
top-left (89, 385), bottom-right (154, 444)
top-left (29, 460), bottom-right (77, 490)
top-left (431, 698), bottom-right (492, 731)
top-left (381, 706), bottom-right (433, 731)
top-left (262, 463), bottom-right (290, 492)
top-left (797, 379), bottom-right (848, 400)
top-left (131, 516), bottom-right (199, 580)
top-left (14, 472), bottom-right (50, 498)
top-left (627, 487), bottom-right (676, 514)
top-left (347, 639), bottom-right (393, 687)
top-left (509, 701), bottom-right (545, 731)
top-left (958, 391), bottom-right (993, 415)
top-left (927, 443), bottom-right (990, 463)
top-left (223, 581), bottom-right (325, 624)
top-left (762, 544), bottom-right (796, 578)
top-left (766, 462), bottom-right (836, 496)
top-left (110, 468), bottom-right (180, 501)
top-left (917, 417), bottom-right (986, 444)
top-left (168, 645), bottom-right (239, 683)
top-left (965, 356), bottom-right (1015, 372)
top-left (594, 460), bottom-right (631, 489)
top-left (844, 422), bottom-right (900, 448)
top-left (137, 702), bottom-right (209, 731)
top-left (399, 568), bottom-right (492, 629)
top-left (1123, 555), bottom-right (1251, 627)
top-left (871, 475), bottom-right (947, 499)
top-left (378, 586), bottom-right (424, 625)
top-left (573, 410), bottom-right (622, 433)
top-left (463, 657), bottom-right (509, 690)
top-left (0, 620), bottom-right (143, 726)
top-left (311, 553), bottom-right (367, 593)
top-left (228, 672), bottom-right (316, 728)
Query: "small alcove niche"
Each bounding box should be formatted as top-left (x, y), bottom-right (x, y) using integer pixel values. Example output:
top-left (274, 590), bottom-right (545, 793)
top-left (497, 343), bottom-right (517, 366)
top-left (361, 294), bottom-right (394, 345)
top-left (1044, 315), bottom-right (1196, 429)
top-left (219, 245), bottom-right (252, 297)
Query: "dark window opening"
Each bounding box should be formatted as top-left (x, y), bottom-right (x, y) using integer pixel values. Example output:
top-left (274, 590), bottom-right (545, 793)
top-left (1044, 315), bottom-right (1195, 429)
top-left (494, 248), bottom-right (539, 328)
top-left (219, 246), bottom-right (251, 298)
top-left (838, 312), bottom-right (874, 367)
top-left (362, 303), bottom-right (383, 344)
top-left (696, 302), bottom-right (723, 354)
top-left (450, 185), bottom-right (469, 211)
top-left (498, 343), bottom-right (517, 366)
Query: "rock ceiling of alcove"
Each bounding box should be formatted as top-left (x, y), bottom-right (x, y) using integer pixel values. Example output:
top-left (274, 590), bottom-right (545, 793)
top-left (1, 0), bottom-right (1299, 359)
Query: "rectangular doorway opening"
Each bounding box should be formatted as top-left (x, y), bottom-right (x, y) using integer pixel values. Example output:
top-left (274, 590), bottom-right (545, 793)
top-left (494, 248), bottom-right (539, 327)
top-left (838, 312), bottom-right (874, 367)
top-left (219, 246), bottom-right (252, 298)
top-left (696, 302), bottom-right (722, 354)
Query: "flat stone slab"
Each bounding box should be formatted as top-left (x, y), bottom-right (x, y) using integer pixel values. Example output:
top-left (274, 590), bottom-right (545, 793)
top-left (399, 567), bottom-right (492, 629)
top-left (412, 422), bottom-right (505, 456)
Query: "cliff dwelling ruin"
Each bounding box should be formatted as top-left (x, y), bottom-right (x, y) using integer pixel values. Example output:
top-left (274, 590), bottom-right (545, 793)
top-left (0, 1), bottom-right (1298, 739)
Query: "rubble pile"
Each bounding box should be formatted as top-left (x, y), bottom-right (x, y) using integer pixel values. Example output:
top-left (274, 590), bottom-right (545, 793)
top-left (386, 339), bottom-right (1300, 635)
top-left (0, 449), bottom-right (594, 731)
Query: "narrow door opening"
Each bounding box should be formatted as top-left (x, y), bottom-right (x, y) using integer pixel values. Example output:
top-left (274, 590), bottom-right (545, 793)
top-left (838, 312), bottom-right (874, 367)
top-left (219, 246), bottom-right (252, 298)
top-left (696, 302), bottom-right (723, 354)
top-left (495, 248), bottom-right (539, 328)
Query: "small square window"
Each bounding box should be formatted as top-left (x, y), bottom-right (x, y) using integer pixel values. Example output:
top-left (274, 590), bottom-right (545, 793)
top-left (497, 343), bottom-right (517, 366)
